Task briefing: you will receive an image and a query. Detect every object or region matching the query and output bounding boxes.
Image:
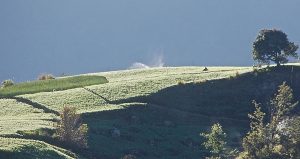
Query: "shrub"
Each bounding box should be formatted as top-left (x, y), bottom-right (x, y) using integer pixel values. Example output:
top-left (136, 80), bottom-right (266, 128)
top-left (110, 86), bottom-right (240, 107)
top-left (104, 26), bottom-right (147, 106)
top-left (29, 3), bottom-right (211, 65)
top-left (38, 74), bottom-right (55, 80)
top-left (252, 67), bottom-right (259, 76)
top-left (200, 123), bottom-right (227, 157)
top-left (177, 80), bottom-right (185, 85)
top-left (56, 106), bottom-right (88, 149)
top-left (200, 123), bottom-right (238, 158)
top-left (235, 71), bottom-right (240, 78)
top-left (1, 79), bottom-right (14, 88)
top-left (228, 72), bottom-right (240, 80)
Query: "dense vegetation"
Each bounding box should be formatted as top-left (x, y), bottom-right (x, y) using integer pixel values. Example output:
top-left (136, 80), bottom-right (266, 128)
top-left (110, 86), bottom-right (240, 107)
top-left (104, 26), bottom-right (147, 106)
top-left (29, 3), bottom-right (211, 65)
top-left (201, 82), bottom-right (300, 158)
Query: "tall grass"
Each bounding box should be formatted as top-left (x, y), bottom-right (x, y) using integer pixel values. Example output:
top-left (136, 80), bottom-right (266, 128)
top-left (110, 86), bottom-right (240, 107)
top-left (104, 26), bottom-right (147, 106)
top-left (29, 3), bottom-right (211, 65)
top-left (0, 75), bottom-right (108, 97)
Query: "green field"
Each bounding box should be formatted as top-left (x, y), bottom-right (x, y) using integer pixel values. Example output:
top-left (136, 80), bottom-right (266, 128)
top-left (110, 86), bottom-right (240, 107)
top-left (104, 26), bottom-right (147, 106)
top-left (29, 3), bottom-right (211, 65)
top-left (0, 137), bottom-right (81, 159)
top-left (1, 66), bottom-right (300, 158)
top-left (0, 98), bottom-right (55, 135)
top-left (22, 67), bottom-right (251, 113)
top-left (0, 75), bottom-right (108, 97)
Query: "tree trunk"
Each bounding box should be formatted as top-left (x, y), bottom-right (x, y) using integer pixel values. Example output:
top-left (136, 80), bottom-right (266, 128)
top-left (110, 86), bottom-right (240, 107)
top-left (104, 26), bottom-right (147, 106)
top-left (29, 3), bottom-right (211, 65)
top-left (276, 63), bottom-right (280, 67)
top-left (275, 60), bottom-right (280, 67)
top-left (274, 54), bottom-right (280, 67)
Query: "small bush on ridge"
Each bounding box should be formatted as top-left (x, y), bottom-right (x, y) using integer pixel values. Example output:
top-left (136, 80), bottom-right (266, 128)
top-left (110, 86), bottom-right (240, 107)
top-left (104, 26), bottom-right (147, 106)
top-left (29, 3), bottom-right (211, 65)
top-left (177, 80), bottom-right (186, 85)
top-left (38, 74), bottom-right (55, 80)
top-left (1, 79), bottom-right (14, 88)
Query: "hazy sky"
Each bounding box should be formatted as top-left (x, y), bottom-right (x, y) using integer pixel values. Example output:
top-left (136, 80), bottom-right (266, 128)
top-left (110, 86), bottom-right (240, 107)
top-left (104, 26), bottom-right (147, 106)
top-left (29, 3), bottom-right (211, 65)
top-left (1, 0), bottom-right (300, 82)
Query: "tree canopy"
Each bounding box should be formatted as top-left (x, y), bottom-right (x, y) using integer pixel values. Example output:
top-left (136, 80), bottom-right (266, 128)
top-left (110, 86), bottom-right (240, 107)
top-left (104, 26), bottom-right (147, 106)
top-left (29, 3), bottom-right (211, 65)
top-left (252, 29), bottom-right (298, 66)
top-left (239, 82), bottom-right (299, 159)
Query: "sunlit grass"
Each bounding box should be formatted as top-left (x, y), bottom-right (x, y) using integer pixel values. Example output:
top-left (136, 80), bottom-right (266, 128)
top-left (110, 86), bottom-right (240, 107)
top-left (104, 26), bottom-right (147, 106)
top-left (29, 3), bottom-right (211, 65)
top-left (22, 67), bottom-right (252, 113)
top-left (0, 75), bottom-right (108, 97)
top-left (0, 99), bottom-right (55, 135)
top-left (0, 66), bottom-right (255, 158)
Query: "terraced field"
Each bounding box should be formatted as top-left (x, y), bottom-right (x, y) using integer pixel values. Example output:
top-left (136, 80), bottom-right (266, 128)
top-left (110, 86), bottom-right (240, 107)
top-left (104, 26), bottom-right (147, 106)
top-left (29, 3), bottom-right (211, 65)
top-left (1, 66), bottom-right (300, 159)
top-left (0, 99), bottom-right (55, 135)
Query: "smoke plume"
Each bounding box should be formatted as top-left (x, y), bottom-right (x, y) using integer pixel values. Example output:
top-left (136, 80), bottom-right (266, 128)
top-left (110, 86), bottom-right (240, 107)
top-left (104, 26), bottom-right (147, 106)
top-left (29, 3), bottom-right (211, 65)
top-left (129, 54), bottom-right (165, 69)
top-left (129, 62), bottom-right (150, 69)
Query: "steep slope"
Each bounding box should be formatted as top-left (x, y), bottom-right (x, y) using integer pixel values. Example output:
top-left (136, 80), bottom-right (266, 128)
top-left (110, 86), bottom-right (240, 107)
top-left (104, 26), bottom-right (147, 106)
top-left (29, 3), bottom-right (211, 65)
top-left (1, 66), bottom-right (300, 159)
top-left (80, 66), bottom-right (300, 159)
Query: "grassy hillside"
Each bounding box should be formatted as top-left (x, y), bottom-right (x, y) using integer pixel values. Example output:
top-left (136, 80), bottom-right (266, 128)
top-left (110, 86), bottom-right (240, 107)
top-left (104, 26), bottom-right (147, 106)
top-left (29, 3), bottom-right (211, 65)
top-left (0, 75), bottom-right (108, 97)
top-left (0, 137), bottom-right (80, 159)
top-left (21, 67), bottom-right (251, 113)
top-left (0, 99), bottom-right (55, 135)
top-left (1, 66), bottom-right (300, 159)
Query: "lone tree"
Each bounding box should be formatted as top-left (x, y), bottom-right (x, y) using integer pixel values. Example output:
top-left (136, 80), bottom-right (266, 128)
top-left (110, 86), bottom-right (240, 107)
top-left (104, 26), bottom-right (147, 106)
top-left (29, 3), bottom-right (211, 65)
top-left (200, 123), bottom-right (237, 159)
top-left (252, 29), bottom-right (298, 66)
top-left (56, 106), bottom-right (88, 149)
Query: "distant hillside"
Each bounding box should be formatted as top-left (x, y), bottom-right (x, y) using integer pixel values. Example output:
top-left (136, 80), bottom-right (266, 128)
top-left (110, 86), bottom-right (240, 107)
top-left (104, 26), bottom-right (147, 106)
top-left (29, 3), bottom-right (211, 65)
top-left (1, 65), bottom-right (300, 159)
